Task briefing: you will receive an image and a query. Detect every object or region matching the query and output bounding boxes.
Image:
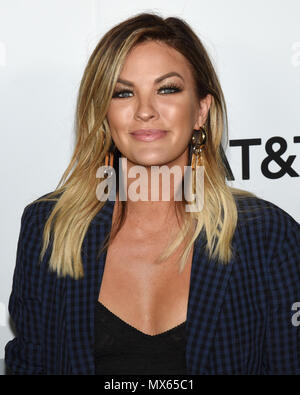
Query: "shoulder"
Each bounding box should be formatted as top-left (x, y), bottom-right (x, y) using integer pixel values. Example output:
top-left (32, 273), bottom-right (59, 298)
top-left (21, 191), bottom-right (61, 228)
top-left (233, 194), bottom-right (299, 259)
top-left (18, 191), bottom-right (62, 261)
top-left (234, 194), bottom-right (299, 229)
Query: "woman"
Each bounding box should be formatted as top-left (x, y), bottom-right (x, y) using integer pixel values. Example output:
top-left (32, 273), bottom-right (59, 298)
top-left (5, 12), bottom-right (300, 375)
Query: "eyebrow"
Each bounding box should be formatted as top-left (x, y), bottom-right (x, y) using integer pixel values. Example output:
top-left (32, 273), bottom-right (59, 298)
top-left (116, 72), bottom-right (185, 87)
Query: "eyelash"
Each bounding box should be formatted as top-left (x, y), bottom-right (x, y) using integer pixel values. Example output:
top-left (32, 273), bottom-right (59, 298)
top-left (112, 83), bottom-right (182, 99)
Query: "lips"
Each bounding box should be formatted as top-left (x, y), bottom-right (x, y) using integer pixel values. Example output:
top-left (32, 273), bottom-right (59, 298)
top-left (130, 129), bottom-right (168, 142)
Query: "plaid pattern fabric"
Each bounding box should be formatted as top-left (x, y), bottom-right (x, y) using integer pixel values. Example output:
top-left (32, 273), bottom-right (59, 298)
top-left (5, 194), bottom-right (300, 375)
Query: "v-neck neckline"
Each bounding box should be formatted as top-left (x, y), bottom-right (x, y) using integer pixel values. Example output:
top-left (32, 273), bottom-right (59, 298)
top-left (95, 300), bottom-right (186, 339)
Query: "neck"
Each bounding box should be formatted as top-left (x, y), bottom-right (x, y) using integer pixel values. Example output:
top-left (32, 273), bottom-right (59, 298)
top-left (114, 150), bottom-right (190, 231)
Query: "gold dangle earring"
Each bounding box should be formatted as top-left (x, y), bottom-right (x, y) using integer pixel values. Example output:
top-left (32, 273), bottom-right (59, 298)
top-left (103, 148), bottom-right (114, 179)
top-left (191, 126), bottom-right (207, 196)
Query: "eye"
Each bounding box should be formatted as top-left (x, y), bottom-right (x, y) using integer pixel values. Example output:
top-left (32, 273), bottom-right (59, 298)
top-left (158, 84), bottom-right (182, 94)
top-left (112, 89), bottom-right (133, 99)
top-left (111, 83), bottom-right (182, 99)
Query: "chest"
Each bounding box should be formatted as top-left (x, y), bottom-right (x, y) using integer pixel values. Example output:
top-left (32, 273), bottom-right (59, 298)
top-left (98, 226), bottom-right (194, 335)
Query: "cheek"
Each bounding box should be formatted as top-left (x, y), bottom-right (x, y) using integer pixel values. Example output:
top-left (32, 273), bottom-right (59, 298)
top-left (107, 104), bottom-right (133, 131)
top-left (160, 97), bottom-right (195, 126)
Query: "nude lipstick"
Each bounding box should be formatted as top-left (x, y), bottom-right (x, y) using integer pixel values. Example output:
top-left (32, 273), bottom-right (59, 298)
top-left (130, 129), bottom-right (168, 142)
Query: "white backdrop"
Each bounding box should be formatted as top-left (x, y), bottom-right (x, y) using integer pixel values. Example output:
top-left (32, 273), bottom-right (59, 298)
top-left (0, 0), bottom-right (299, 361)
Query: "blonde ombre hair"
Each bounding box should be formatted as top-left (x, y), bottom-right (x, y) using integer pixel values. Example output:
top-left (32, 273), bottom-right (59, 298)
top-left (31, 12), bottom-right (257, 279)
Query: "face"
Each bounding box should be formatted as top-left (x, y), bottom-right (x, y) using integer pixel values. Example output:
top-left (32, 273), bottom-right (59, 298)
top-left (106, 40), bottom-right (211, 169)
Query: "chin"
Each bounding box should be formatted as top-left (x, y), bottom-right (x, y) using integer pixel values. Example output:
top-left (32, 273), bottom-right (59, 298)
top-left (134, 156), bottom-right (173, 167)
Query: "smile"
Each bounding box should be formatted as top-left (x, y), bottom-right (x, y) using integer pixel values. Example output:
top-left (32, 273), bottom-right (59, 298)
top-left (130, 129), bottom-right (168, 142)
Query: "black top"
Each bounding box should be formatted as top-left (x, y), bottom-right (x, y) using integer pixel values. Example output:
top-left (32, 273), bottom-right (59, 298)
top-left (94, 301), bottom-right (187, 375)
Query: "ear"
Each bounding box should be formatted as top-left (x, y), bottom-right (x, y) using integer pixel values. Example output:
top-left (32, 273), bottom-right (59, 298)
top-left (193, 94), bottom-right (212, 130)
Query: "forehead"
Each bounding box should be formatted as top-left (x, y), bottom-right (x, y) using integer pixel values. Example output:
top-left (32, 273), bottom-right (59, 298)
top-left (119, 40), bottom-right (194, 82)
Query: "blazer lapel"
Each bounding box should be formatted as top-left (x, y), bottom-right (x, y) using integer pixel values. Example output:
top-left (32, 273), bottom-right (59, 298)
top-left (65, 198), bottom-right (115, 374)
top-left (185, 230), bottom-right (234, 374)
top-left (66, 198), bottom-right (234, 375)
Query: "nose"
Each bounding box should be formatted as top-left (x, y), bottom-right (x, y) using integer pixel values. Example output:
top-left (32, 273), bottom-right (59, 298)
top-left (134, 95), bottom-right (159, 122)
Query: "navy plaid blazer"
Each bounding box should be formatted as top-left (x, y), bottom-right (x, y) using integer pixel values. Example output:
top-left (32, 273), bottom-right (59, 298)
top-left (5, 193), bottom-right (300, 375)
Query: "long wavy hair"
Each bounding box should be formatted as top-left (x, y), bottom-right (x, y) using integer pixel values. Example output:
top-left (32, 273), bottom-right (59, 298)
top-left (31, 12), bottom-right (257, 279)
